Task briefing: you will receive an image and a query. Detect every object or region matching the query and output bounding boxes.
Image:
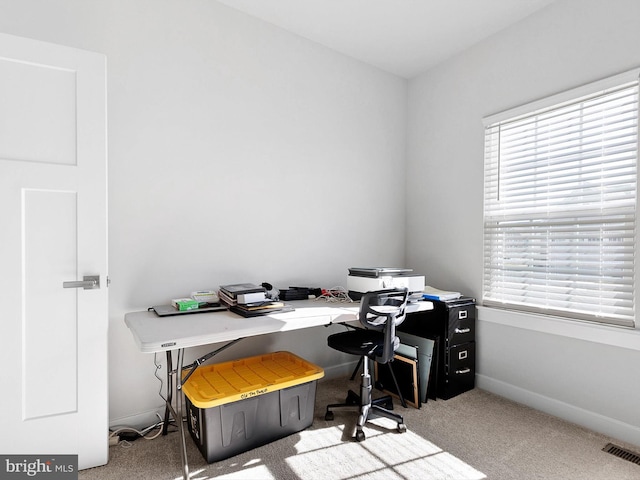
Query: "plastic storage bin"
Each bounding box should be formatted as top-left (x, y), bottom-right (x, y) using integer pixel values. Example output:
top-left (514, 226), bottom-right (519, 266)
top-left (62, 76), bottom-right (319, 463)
top-left (182, 351), bottom-right (325, 463)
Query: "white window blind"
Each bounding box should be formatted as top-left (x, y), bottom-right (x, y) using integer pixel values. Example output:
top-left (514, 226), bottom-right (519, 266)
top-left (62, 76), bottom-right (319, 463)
top-left (483, 72), bottom-right (639, 328)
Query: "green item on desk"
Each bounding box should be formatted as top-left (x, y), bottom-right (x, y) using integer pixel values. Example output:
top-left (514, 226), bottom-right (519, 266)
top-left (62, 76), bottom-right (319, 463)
top-left (172, 298), bottom-right (199, 311)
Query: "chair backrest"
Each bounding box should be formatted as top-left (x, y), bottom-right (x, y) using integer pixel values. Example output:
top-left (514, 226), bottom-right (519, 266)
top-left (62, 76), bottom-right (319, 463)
top-left (358, 288), bottom-right (409, 364)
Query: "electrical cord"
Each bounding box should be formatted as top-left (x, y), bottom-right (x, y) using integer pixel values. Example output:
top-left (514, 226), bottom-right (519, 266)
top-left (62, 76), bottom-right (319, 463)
top-left (109, 413), bottom-right (166, 448)
top-left (152, 352), bottom-right (181, 431)
top-left (154, 352), bottom-right (168, 404)
top-left (109, 412), bottom-right (172, 448)
top-left (314, 286), bottom-right (353, 303)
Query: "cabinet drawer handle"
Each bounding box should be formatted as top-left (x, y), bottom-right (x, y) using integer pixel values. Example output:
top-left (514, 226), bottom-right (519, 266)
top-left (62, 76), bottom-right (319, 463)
top-left (456, 368), bottom-right (471, 375)
top-left (455, 327), bottom-right (470, 334)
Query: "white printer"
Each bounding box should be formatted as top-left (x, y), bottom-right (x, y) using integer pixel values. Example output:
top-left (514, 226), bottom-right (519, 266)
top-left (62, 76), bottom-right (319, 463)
top-left (347, 267), bottom-right (425, 300)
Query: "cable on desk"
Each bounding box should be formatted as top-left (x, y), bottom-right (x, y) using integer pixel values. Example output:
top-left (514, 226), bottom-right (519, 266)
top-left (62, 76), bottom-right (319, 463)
top-left (314, 286), bottom-right (354, 303)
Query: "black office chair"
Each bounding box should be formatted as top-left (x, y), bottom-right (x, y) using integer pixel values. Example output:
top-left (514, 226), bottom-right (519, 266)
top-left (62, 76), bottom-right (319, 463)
top-left (324, 287), bottom-right (409, 441)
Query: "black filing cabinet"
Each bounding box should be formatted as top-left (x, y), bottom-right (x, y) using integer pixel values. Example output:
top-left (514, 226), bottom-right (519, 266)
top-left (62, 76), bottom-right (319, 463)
top-left (399, 297), bottom-right (476, 399)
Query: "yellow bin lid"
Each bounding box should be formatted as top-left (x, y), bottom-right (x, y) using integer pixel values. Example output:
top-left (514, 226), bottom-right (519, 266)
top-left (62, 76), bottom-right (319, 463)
top-left (182, 351), bottom-right (325, 408)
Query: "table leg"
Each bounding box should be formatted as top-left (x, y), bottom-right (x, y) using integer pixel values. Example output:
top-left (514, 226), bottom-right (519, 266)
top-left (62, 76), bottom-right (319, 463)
top-left (162, 349), bottom-right (190, 479)
top-left (162, 350), bottom-right (173, 436)
top-left (176, 348), bottom-right (190, 479)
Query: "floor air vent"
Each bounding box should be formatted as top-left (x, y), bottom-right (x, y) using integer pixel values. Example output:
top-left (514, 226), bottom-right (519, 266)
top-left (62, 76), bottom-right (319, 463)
top-left (603, 443), bottom-right (640, 466)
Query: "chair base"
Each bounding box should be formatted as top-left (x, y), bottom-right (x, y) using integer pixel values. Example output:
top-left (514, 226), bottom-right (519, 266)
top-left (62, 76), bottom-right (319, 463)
top-left (325, 389), bottom-right (406, 442)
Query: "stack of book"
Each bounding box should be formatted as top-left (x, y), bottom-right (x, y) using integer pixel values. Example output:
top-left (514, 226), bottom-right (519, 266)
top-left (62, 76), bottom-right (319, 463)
top-left (219, 283), bottom-right (266, 305)
top-left (219, 283), bottom-right (292, 317)
top-left (422, 286), bottom-right (462, 301)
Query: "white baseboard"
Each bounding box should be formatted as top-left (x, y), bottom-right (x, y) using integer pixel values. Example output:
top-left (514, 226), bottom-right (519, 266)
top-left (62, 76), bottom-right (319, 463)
top-left (477, 374), bottom-right (640, 448)
top-left (110, 408), bottom-right (166, 431)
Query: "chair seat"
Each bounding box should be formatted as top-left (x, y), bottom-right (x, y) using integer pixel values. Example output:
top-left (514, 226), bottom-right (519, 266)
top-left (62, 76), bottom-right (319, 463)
top-left (327, 329), bottom-right (384, 358)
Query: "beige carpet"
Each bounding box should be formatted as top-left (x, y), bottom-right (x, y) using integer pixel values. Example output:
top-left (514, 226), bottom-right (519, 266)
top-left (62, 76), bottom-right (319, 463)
top-left (80, 376), bottom-right (640, 480)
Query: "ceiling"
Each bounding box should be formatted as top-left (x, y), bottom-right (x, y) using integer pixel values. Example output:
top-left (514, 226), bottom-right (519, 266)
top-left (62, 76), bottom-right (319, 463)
top-left (217, 0), bottom-right (557, 79)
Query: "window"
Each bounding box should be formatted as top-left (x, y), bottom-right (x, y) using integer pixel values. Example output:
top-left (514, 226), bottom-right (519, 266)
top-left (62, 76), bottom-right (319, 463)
top-left (483, 70), bottom-right (639, 328)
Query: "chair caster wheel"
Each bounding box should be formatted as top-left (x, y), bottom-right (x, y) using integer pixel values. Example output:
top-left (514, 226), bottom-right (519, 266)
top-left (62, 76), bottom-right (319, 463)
top-left (397, 423), bottom-right (407, 433)
top-left (325, 411), bottom-right (334, 421)
top-left (355, 429), bottom-right (365, 442)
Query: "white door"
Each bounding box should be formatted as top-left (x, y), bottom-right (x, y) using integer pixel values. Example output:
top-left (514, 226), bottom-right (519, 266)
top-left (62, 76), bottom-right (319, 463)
top-left (0, 33), bottom-right (108, 470)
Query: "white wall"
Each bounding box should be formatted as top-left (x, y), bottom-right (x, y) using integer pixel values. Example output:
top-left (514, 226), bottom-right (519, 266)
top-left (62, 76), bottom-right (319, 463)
top-left (0, 0), bottom-right (408, 426)
top-left (406, 0), bottom-right (640, 446)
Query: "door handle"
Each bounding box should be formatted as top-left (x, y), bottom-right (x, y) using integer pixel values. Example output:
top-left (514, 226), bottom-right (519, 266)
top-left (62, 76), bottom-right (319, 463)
top-left (63, 275), bottom-right (100, 290)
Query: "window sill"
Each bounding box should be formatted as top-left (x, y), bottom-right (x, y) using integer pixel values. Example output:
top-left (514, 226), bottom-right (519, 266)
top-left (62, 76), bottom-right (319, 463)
top-left (477, 305), bottom-right (640, 351)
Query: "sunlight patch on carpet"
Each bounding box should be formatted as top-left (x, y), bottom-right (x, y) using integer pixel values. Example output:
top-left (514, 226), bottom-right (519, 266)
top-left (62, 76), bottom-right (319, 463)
top-left (285, 424), bottom-right (486, 480)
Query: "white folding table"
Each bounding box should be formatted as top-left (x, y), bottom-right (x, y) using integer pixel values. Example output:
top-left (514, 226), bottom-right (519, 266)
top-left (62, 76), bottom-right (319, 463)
top-left (125, 299), bottom-right (433, 479)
